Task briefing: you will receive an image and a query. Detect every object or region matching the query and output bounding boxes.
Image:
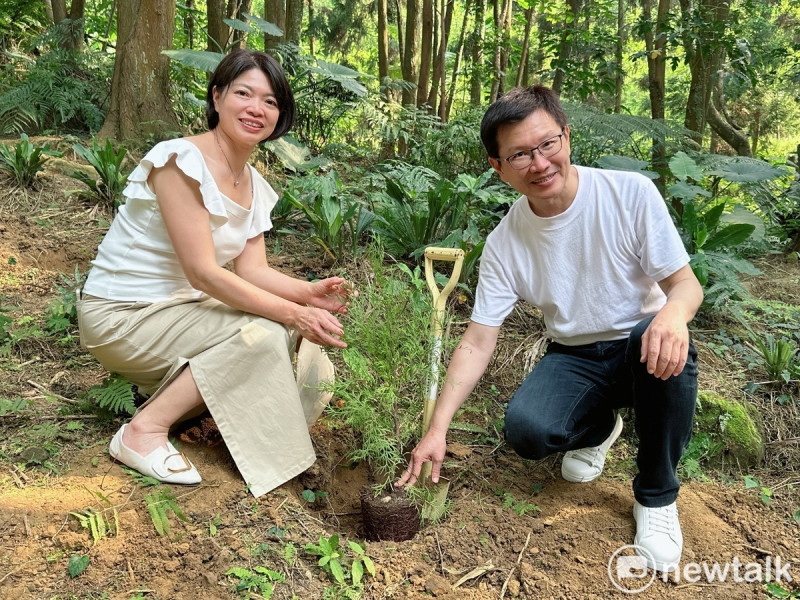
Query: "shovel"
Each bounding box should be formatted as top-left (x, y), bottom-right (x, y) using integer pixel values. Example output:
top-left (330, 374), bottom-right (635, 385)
top-left (420, 246), bottom-right (464, 521)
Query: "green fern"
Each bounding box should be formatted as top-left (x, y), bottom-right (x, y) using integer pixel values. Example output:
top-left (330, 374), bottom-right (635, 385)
top-left (88, 374), bottom-right (136, 415)
top-left (145, 488), bottom-right (190, 536)
top-left (69, 507), bottom-right (117, 545)
top-left (0, 43), bottom-right (109, 134)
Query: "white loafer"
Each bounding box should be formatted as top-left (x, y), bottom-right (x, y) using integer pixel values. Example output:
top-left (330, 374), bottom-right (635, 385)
top-left (109, 424), bottom-right (202, 485)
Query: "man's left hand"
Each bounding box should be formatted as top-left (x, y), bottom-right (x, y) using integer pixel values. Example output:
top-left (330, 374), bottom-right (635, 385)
top-left (640, 303), bottom-right (689, 380)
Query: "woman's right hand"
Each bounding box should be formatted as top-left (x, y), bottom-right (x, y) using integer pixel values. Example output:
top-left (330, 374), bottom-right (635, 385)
top-left (290, 305), bottom-right (347, 348)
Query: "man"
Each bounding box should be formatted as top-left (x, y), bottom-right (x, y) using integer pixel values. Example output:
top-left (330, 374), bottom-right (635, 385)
top-left (397, 85), bottom-right (703, 573)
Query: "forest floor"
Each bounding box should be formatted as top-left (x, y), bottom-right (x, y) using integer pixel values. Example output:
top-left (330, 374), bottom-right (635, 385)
top-left (0, 161), bottom-right (799, 600)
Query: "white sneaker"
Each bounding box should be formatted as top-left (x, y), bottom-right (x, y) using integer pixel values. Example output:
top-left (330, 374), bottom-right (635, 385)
top-left (633, 501), bottom-right (683, 572)
top-left (561, 412), bottom-right (623, 482)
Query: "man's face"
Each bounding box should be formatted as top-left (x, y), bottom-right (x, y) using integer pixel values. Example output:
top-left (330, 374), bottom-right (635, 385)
top-left (488, 110), bottom-right (575, 210)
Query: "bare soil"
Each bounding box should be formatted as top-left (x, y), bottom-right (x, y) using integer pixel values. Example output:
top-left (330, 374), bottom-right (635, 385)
top-left (0, 170), bottom-right (799, 600)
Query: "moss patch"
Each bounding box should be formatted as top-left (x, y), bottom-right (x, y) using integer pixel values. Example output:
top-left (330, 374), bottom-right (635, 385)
top-left (694, 390), bottom-right (765, 471)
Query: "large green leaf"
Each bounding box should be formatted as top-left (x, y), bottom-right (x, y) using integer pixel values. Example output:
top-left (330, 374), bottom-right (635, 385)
top-left (242, 13), bottom-right (283, 36)
top-left (263, 136), bottom-right (328, 172)
top-left (703, 223), bottom-right (756, 251)
top-left (162, 49), bottom-right (225, 72)
top-left (595, 155), bottom-right (659, 179)
top-left (310, 60), bottom-right (369, 97)
top-left (705, 157), bottom-right (786, 183)
top-left (223, 18), bottom-right (254, 33)
top-left (719, 204), bottom-right (765, 243)
top-left (668, 181), bottom-right (710, 200)
top-left (669, 151), bottom-right (704, 182)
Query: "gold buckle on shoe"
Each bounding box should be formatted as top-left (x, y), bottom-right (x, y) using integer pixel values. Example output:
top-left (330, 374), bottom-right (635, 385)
top-left (165, 452), bottom-right (193, 474)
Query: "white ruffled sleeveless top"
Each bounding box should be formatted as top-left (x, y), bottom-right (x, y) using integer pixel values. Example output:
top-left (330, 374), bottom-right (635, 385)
top-left (83, 138), bottom-right (279, 303)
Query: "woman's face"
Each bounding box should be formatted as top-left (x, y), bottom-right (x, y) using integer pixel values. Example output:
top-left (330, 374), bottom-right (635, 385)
top-left (213, 68), bottom-right (280, 144)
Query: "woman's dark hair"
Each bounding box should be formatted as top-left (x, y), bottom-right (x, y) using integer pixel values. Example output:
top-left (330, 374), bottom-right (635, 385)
top-left (206, 49), bottom-right (295, 141)
top-left (480, 85), bottom-right (568, 158)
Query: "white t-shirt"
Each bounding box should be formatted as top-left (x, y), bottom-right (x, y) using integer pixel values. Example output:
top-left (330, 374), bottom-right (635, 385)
top-left (83, 138), bottom-right (279, 303)
top-left (472, 165), bottom-right (689, 345)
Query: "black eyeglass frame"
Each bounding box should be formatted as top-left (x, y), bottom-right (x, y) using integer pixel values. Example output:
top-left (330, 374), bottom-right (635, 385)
top-left (502, 128), bottom-right (567, 170)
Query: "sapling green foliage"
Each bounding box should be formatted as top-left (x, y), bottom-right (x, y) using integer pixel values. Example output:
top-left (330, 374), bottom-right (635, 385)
top-left (326, 255), bottom-right (451, 483)
top-left (0, 133), bottom-right (61, 187)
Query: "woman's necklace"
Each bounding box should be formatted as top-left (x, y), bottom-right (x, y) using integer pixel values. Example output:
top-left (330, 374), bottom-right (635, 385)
top-left (214, 130), bottom-right (246, 187)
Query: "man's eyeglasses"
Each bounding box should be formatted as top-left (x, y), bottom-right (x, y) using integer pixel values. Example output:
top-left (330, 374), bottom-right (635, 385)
top-left (503, 129), bottom-right (566, 170)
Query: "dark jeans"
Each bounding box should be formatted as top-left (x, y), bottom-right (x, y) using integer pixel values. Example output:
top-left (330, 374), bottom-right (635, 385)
top-left (504, 317), bottom-right (697, 507)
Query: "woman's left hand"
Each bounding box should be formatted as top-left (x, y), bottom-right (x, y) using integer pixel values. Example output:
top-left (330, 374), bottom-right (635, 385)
top-left (307, 277), bottom-right (357, 314)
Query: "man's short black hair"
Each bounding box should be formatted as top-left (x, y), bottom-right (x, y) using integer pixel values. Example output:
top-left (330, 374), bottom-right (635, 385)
top-left (480, 86), bottom-right (568, 158)
top-left (206, 49), bottom-right (295, 141)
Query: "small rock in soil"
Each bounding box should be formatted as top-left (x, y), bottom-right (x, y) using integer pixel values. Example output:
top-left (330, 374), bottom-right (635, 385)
top-left (424, 573), bottom-right (451, 596)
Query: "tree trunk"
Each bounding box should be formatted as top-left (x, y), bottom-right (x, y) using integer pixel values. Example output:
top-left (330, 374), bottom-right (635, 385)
top-left (264, 0), bottom-right (286, 52)
top-left (417, 0), bottom-right (434, 106)
top-left (641, 0), bottom-right (670, 195)
top-left (63, 0), bottom-right (86, 50)
top-left (751, 107), bottom-right (761, 156)
top-left (394, 0), bottom-right (405, 71)
top-left (470, 0), bottom-right (486, 106)
top-left (681, 0), bottom-right (730, 148)
top-left (427, 0), bottom-right (453, 112)
top-left (52, 0), bottom-right (66, 23)
top-left (99, 0), bottom-right (178, 142)
top-left (378, 0), bottom-right (390, 82)
top-left (184, 0), bottom-right (195, 49)
top-left (552, 0), bottom-right (581, 95)
top-left (515, 6), bottom-right (534, 88)
top-left (228, 0), bottom-right (252, 50)
top-left (43, 0), bottom-right (55, 24)
top-left (284, 0), bottom-right (302, 44)
top-left (533, 11), bottom-right (552, 80)
top-left (489, 0), bottom-right (501, 102)
top-left (307, 0), bottom-right (315, 54)
top-left (208, 0), bottom-right (229, 52)
top-left (707, 69), bottom-right (752, 156)
top-left (402, 0), bottom-right (421, 106)
top-left (446, 0), bottom-right (472, 120)
top-left (495, 0), bottom-right (512, 98)
top-left (643, 0), bottom-right (669, 121)
top-left (614, 0), bottom-right (624, 113)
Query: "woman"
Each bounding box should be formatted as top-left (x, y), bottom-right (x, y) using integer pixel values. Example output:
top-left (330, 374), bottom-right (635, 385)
top-left (77, 49), bottom-right (352, 497)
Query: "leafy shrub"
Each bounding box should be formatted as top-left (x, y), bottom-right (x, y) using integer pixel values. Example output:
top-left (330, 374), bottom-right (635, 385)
top-left (70, 138), bottom-right (130, 210)
top-left (0, 133), bottom-right (61, 187)
top-left (280, 170), bottom-right (375, 262)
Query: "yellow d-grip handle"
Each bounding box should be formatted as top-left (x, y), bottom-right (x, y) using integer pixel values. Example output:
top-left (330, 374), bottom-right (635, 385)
top-left (424, 247), bottom-right (465, 261)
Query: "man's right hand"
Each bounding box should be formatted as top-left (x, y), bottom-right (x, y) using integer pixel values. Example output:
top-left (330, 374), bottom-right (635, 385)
top-left (395, 428), bottom-right (448, 487)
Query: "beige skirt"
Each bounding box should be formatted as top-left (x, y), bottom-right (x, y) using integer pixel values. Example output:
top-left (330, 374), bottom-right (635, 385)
top-left (77, 293), bottom-right (331, 498)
